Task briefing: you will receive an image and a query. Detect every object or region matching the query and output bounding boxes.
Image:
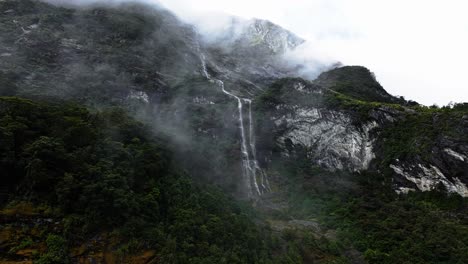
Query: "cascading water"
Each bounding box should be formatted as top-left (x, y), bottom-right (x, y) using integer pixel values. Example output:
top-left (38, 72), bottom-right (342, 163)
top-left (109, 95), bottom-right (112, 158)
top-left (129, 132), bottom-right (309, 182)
top-left (246, 100), bottom-right (271, 193)
top-left (198, 49), bottom-right (268, 197)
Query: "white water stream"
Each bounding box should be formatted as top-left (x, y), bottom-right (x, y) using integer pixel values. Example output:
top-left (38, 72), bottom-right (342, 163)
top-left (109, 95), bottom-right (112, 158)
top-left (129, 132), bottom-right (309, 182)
top-left (199, 53), bottom-right (270, 197)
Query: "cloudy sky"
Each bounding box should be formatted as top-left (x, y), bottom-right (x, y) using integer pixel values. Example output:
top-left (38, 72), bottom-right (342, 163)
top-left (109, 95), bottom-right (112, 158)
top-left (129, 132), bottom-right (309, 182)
top-left (154, 0), bottom-right (468, 106)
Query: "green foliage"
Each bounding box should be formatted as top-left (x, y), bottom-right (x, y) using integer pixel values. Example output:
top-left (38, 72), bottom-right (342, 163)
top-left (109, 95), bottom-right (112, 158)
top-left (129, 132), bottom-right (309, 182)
top-left (272, 150), bottom-right (468, 264)
top-left (324, 90), bottom-right (404, 122)
top-left (0, 72), bottom-right (18, 96)
top-left (272, 152), bottom-right (354, 219)
top-left (321, 87), bottom-right (468, 169)
top-left (0, 97), bottom-right (276, 263)
top-left (36, 234), bottom-right (70, 264)
top-left (316, 66), bottom-right (400, 104)
top-left (8, 237), bottom-right (33, 254)
top-left (253, 62), bottom-right (468, 264)
top-left (328, 173), bottom-right (468, 264)
top-left (379, 106), bottom-right (467, 166)
top-left (381, 112), bottom-right (437, 163)
top-left (289, 168), bottom-right (468, 263)
top-left (256, 78), bottom-right (323, 112)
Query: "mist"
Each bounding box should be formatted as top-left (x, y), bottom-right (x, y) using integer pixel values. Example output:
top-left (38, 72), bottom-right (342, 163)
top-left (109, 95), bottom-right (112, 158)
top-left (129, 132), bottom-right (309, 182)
top-left (44, 0), bottom-right (144, 6)
top-left (153, 0), bottom-right (468, 106)
top-left (41, 0), bottom-right (468, 105)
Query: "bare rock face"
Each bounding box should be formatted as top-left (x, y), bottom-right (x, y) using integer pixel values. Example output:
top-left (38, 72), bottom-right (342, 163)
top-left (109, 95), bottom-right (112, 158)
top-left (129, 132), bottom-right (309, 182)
top-left (205, 16), bottom-right (305, 55)
top-left (255, 72), bottom-right (468, 197)
top-left (390, 163), bottom-right (468, 197)
top-left (388, 140), bottom-right (468, 197)
top-left (274, 106), bottom-right (377, 171)
top-left (255, 77), bottom-right (382, 174)
top-left (238, 18), bottom-right (305, 54)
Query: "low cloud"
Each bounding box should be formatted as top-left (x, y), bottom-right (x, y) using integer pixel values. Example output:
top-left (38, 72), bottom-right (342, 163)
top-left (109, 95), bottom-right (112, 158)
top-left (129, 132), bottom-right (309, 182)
top-left (42, 0), bottom-right (468, 105)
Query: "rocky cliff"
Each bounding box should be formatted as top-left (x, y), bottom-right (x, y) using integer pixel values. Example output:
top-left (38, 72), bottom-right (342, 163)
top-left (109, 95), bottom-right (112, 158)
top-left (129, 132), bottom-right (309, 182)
top-left (255, 68), bottom-right (468, 197)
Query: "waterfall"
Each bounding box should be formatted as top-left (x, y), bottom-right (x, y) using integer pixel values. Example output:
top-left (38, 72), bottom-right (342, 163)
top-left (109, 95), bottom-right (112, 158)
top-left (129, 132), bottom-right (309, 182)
top-left (246, 100), bottom-right (271, 193)
top-left (198, 51), bottom-right (268, 197)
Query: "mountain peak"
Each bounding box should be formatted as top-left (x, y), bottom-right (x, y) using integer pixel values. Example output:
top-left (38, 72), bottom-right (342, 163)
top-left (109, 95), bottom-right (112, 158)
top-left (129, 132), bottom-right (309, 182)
top-left (315, 66), bottom-right (399, 103)
top-left (242, 18), bottom-right (305, 54)
top-left (202, 15), bottom-right (305, 55)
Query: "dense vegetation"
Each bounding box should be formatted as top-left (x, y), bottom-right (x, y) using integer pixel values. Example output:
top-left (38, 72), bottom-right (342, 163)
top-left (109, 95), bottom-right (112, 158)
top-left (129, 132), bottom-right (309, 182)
top-left (378, 104), bottom-right (468, 166)
top-left (254, 76), bottom-right (468, 263)
top-left (272, 152), bottom-right (468, 264)
top-left (315, 66), bottom-right (405, 104)
top-left (332, 181), bottom-right (468, 263)
top-left (0, 97), bottom-right (281, 263)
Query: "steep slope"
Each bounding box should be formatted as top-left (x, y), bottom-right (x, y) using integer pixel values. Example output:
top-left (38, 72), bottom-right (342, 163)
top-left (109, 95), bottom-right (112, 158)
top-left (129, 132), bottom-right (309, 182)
top-left (315, 66), bottom-right (402, 103)
top-left (0, 0), bottom-right (201, 102)
top-left (202, 16), bottom-right (307, 88)
top-left (252, 74), bottom-right (468, 263)
top-left (0, 0), bottom-right (313, 197)
top-left (0, 97), bottom-right (279, 263)
top-left (205, 16), bottom-right (305, 55)
top-left (255, 71), bottom-right (468, 197)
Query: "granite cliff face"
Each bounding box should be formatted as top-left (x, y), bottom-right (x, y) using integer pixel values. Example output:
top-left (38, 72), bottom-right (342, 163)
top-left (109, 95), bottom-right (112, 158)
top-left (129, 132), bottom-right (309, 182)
top-left (386, 118), bottom-right (468, 197)
top-left (260, 78), bottom-right (378, 172)
top-left (254, 68), bottom-right (468, 197)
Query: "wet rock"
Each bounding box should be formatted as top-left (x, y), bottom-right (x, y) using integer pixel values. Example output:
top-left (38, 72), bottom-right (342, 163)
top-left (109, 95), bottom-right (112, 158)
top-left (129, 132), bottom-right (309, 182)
top-left (390, 163), bottom-right (468, 197)
top-left (274, 107), bottom-right (378, 171)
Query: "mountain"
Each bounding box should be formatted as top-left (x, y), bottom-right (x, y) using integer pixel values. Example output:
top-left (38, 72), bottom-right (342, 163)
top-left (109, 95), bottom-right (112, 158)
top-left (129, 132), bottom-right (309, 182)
top-left (255, 68), bottom-right (468, 196)
top-left (209, 16), bottom-right (305, 54)
top-left (1, 0), bottom-right (467, 263)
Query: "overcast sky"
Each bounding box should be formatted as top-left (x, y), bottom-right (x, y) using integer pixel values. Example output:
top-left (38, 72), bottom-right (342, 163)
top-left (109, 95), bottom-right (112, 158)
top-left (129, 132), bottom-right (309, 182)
top-left (153, 0), bottom-right (468, 106)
